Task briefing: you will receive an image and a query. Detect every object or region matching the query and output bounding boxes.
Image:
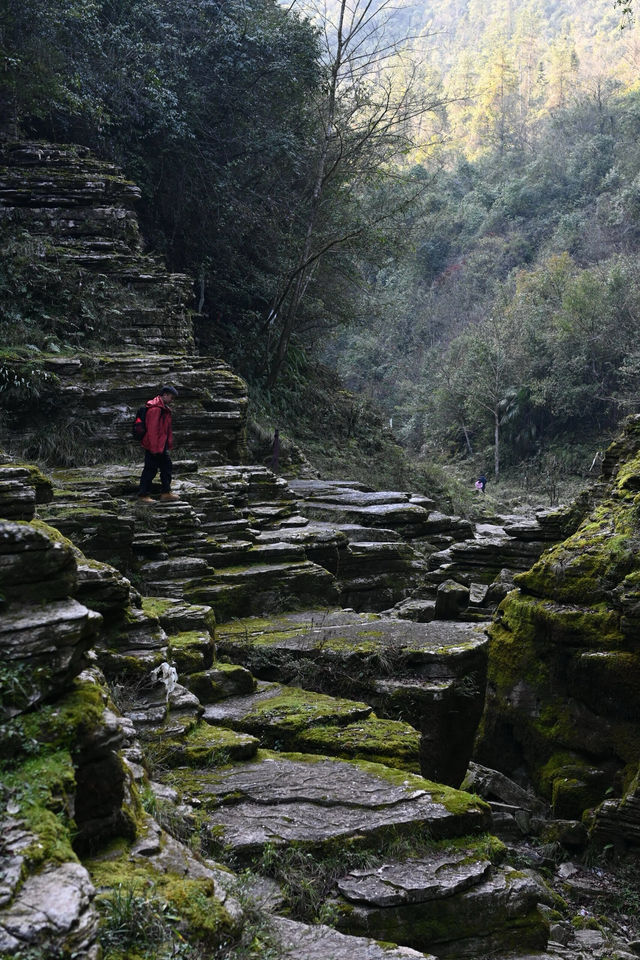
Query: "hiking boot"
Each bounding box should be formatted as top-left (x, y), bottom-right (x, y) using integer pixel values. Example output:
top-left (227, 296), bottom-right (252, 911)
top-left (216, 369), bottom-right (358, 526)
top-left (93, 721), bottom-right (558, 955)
top-left (138, 495), bottom-right (155, 503)
top-left (160, 492), bottom-right (180, 501)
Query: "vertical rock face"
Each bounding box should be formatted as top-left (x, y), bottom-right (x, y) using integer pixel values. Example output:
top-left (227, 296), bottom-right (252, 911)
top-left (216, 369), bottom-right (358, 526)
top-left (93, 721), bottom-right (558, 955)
top-left (0, 141), bottom-right (194, 353)
top-left (477, 415), bottom-right (640, 839)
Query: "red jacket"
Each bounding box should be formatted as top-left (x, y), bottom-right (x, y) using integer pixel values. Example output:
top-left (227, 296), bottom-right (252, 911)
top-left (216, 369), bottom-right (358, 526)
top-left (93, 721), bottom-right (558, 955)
top-left (142, 395), bottom-right (174, 454)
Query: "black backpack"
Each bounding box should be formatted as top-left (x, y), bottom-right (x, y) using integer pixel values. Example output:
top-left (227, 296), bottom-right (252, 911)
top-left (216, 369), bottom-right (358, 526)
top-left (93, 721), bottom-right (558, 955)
top-left (132, 405), bottom-right (147, 441)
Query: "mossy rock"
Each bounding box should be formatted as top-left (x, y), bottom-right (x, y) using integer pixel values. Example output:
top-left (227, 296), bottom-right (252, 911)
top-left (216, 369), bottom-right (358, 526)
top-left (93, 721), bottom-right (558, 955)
top-left (0, 749), bottom-right (77, 869)
top-left (184, 663), bottom-right (255, 703)
top-left (168, 630), bottom-right (215, 674)
top-left (515, 500), bottom-right (639, 605)
top-left (89, 857), bottom-right (238, 950)
top-left (147, 723), bottom-right (259, 768)
top-left (296, 716), bottom-right (421, 772)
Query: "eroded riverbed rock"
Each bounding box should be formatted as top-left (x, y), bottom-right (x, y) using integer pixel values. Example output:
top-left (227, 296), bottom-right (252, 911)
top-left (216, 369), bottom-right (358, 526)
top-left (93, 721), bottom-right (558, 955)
top-left (216, 609), bottom-right (489, 786)
top-left (164, 752), bottom-right (490, 861)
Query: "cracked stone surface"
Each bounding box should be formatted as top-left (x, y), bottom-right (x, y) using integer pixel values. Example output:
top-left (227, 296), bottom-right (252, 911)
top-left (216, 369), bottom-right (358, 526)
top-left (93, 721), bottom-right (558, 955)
top-left (335, 863), bottom-right (552, 958)
top-left (170, 754), bottom-right (489, 857)
top-left (337, 851), bottom-right (493, 906)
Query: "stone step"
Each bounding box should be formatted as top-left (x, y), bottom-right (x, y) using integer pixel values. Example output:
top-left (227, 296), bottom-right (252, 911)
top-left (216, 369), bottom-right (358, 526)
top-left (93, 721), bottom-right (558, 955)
top-left (0, 469), bottom-right (37, 520)
top-left (147, 721), bottom-right (259, 768)
top-left (185, 663), bottom-right (255, 702)
top-left (166, 629), bottom-right (216, 674)
top-left (200, 518), bottom-right (254, 537)
top-left (427, 536), bottom-right (548, 581)
top-left (126, 677), bottom-right (203, 741)
top-left (288, 480), bottom-right (472, 541)
top-left (243, 502), bottom-right (298, 527)
top-left (215, 611), bottom-right (489, 786)
top-left (201, 679), bottom-right (420, 770)
top-left (161, 751), bottom-right (491, 862)
top-left (204, 680), bottom-right (373, 732)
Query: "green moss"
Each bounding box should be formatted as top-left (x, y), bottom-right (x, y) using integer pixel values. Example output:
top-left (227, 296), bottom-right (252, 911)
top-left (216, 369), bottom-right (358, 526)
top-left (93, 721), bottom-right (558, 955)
top-left (242, 686), bottom-right (372, 731)
top-left (29, 518), bottom-right (79, 554)
top-left (296, 717), bottom-right (420, 772)
top-left (516, 500), bottom-right (639, 604)
top-left (168, 629), bottom-right (213, 649)
top-left (147, 723), bottom-right (257, 769)
top-left (6, 462), bottom-right (53, 501)
top-left (140, 597), bottom-right (173, 620)
top-left (4, 674), bottom-right (105, 758)
top-left (89, 856), bottom-right (237, 948)
top-left (168, 630), bottom-right (215, 675)
top-left (1, 749), bottom-right (77, 867)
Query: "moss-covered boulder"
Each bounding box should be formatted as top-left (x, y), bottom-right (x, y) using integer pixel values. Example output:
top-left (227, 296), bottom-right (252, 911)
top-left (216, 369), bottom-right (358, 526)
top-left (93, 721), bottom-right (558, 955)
top-left (477, 415), bottom-right (640, 836)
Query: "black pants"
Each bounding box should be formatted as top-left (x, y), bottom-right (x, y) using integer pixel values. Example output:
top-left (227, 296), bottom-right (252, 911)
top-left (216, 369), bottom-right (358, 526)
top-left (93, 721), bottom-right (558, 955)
top-left (139, 450), bottom-right (172, 494)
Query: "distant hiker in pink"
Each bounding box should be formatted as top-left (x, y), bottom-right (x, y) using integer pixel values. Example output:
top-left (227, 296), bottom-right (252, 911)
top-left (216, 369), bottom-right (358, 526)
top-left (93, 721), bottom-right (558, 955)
top-left (137, 385), bottom-right (180, 502)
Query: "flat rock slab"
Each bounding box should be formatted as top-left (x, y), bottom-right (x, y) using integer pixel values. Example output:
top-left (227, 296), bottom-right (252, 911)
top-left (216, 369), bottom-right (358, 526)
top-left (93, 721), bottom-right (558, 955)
top-left (141, 597), bottom-right (216, 635)
top-left (303, 521), bottom-right (401, 543)
top-left (215, 611), bottom-right (488, 785)
top-left (216, 610), bottom-right (488, 674)
top-left (270, 915), bottom-right (436, 959)
top-left (152, 722), bottom-right (259, 766)
top-left (203, 680), bottom-right (420, 768)
top-left (168, 752), bottom-right (490, 858)
top-left (337, 850), bottom-right (492, 905)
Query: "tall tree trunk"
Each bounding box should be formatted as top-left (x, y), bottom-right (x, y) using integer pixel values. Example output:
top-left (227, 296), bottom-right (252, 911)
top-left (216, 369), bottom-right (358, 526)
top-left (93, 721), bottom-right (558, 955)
top-left (266, 0), bottom-right (347, 388)
top-left (494, 408), bottom-right (500, 478)
top-left (461, 420), bottom-right (473, 456)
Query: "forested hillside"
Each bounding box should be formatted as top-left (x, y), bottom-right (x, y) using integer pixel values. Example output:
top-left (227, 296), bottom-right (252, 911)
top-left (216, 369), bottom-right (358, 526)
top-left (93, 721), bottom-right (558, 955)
top-left (331, 0), bottom-right (640, 478)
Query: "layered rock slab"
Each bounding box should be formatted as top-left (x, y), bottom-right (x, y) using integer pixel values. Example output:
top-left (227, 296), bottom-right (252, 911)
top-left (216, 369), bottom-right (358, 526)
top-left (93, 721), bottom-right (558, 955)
top-left (216, 609), bottom-right (489, 786)
top-left (203, 681), bottom-right (421, 770)
top-left (163, 752), bottom-right (490, 861)
top-left (0, 521), bottom-right (100, 715)
top-left (26, 353), bottom-right (248, 465)
top-left (333, 853), bottom-right (550, 958)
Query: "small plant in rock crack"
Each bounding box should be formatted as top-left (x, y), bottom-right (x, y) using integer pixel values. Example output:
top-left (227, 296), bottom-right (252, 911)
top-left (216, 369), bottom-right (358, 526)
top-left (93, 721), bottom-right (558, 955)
top-left (98, 882), bottom-right (177, 956)
top-left (211, 871), bottom-right (284, 960)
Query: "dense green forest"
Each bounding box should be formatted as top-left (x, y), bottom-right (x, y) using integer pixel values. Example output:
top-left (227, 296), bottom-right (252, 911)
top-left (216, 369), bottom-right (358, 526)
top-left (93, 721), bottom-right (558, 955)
top-left (2, 0), bottom-right (640, 481)
top-left (331, 0), bottom-right (640, 478)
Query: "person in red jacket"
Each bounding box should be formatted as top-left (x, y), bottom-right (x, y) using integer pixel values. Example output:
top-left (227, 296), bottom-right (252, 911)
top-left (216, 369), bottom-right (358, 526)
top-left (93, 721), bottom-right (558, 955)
top-left (138, 386), bottom-right (180, 502)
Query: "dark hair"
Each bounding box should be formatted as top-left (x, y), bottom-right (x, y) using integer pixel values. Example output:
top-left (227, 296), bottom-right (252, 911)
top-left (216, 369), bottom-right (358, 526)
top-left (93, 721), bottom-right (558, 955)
top-left (160, 385), bottom-right (178, 396)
